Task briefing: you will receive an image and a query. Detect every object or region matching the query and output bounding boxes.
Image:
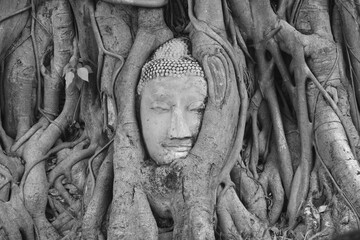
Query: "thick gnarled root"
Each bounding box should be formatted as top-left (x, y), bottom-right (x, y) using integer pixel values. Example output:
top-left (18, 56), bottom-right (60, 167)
top-left (217, 188), bottom-right (271, 239)
top-left (231, 164), bottom-right (268, 222)
top-left (0, 185), bottom-right (35, 240)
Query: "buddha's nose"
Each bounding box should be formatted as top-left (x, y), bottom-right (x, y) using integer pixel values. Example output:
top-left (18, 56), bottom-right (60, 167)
top-left (168, 107), bottom-right (192, 139)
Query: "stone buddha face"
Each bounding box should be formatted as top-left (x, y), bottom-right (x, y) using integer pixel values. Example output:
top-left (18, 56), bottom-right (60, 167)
top-left (140, 75), bottom-right (207, 165)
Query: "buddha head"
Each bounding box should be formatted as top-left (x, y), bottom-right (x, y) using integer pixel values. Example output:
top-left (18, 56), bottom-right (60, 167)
top-left (137, 38), bottom-right (207, 165)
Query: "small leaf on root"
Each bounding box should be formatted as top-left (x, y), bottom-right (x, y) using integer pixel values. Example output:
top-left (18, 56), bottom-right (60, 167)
top-left (65, 71), bottom-right (75, 89)
top-left (77, 67), bottom-right (89, 82)
top-left (318, 205), bottom-right (327, 213)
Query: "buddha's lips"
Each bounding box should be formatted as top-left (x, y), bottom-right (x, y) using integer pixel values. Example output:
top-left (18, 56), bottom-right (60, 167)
top-left (164, 146), bottom-right (191, 152)
top-left (161, 140), bottom-right (193, 152)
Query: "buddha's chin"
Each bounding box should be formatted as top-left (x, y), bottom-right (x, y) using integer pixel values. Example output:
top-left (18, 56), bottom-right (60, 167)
top-left (169, 151), bottom-right (189, 160)
top-left (154, 149), bottom-right (191, 165)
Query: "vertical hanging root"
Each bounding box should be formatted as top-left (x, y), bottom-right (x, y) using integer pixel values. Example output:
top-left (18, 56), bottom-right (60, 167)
top-left (1, 22), bottom-right (35, 152)
top-left (88, 138), bottom-right (114, 196)
top-left (257, 36), bottom-right (313, 228)
top-left (89, 2), bottom-right (127, 129)
top-left (258, 142), bottom-right (285, 225)
top-left (247, 90), bottom-right (264, 179)
top-left (286, 55), bottom-right (313, 229)
top-left (4, 21), bottom-right (37, 142)
top-left (255, 48), bottom-right (293, 199)
top-left (247, 36), bottom-right (313, 228)
top-left (30, 0), bottom-right (42, 117)
top-left (284, 47), bottom-right (358, 229)
top-left (44, 0), bottom-right (75, 116)
top-left (0, 119), bottom-right (13, 152)
top-left (251, 9), bottom-right (360, 228)
top-left (0, 166), bottom-right (12, 200)
top-left (82, 146), bottom-right (113, 240)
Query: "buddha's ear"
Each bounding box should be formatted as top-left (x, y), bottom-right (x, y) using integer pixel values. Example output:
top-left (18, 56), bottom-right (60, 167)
top-left (202, 54), bottom-right (228, 108)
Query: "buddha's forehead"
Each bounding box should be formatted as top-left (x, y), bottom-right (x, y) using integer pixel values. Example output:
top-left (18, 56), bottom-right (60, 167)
top-left (142, 75), bottom-right (207, 100)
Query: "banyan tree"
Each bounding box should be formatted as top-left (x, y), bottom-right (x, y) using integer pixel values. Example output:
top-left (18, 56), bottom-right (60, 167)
top-left (1, 0), bottom-right (360, 239)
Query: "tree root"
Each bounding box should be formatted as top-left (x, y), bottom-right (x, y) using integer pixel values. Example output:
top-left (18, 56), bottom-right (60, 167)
top-left (0, 119), bottom-right (13, 152)
top-left (51, 211), bottom-right (73, 234)
top-left (248, 90), bottom-right (263, 179)
top-left (255, 48), bottom-right (294, 198)
top-left (314, 137), bottom-right (360, 226)
top-left (1, 20), bottom-right (37, 144)
top-left (0, 202), bottom-right (28, 240)
top-left (0, 150), bottom-right (24, 184)
top-left (0, 5), bottom-right (31, 24)
top-left (19, 136), bottom-right (88, 199)
top-left (259, 142), bottom-right (285, 225)
top-left (89, 2), bottom-right (124, 86)
top-left (230, 164), bottom-right (268, 222)
top-left (50, 194), bottom-right (81, 234)
top-left (82, 146), bottom-right (113, 240)
top-left (102, 0), bottom-right (168, 8)
top-left (93, 2), bottom-right (135, 131)
top-left (89, 3), bottom-right (129, 130)
top-left (302, 163), bottom-right (335, 240)
top-left (287, 67), bottom-right (312, 229)
top-left (306, 210), bottom-right (335, 240)
top-left (0, 185), bottom-right (35, 240)
top-left (11, 117), bottom-right (49, 153)
top-left (266, 37), bottom-right (313, 230)
top-left (188, 0), bottom-right (249, 189)
top-left (0, 0), bottom-right (30, 62)
top-left (30, 0), bottom-right (43, 115)
top-left (88, 138), bottom-right (114, 197)
top-left (48, 144), bottom-right (97, 186)
top-left (0, 165), bottom-right (12, 200)
top-left (217, 187), bottom-right (271, 239)
top-left (21, 38), bottom-right (78, 240)
top-left (48, 134), bottom-right (87, 157)
top-left (54, 176), bottom-right (78, 211)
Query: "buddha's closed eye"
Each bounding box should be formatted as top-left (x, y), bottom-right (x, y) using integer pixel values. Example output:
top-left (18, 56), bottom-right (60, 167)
top-left (188, 101), bottom-right (205, 112)
top-left (150, 102), bottom-right (171, 113)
